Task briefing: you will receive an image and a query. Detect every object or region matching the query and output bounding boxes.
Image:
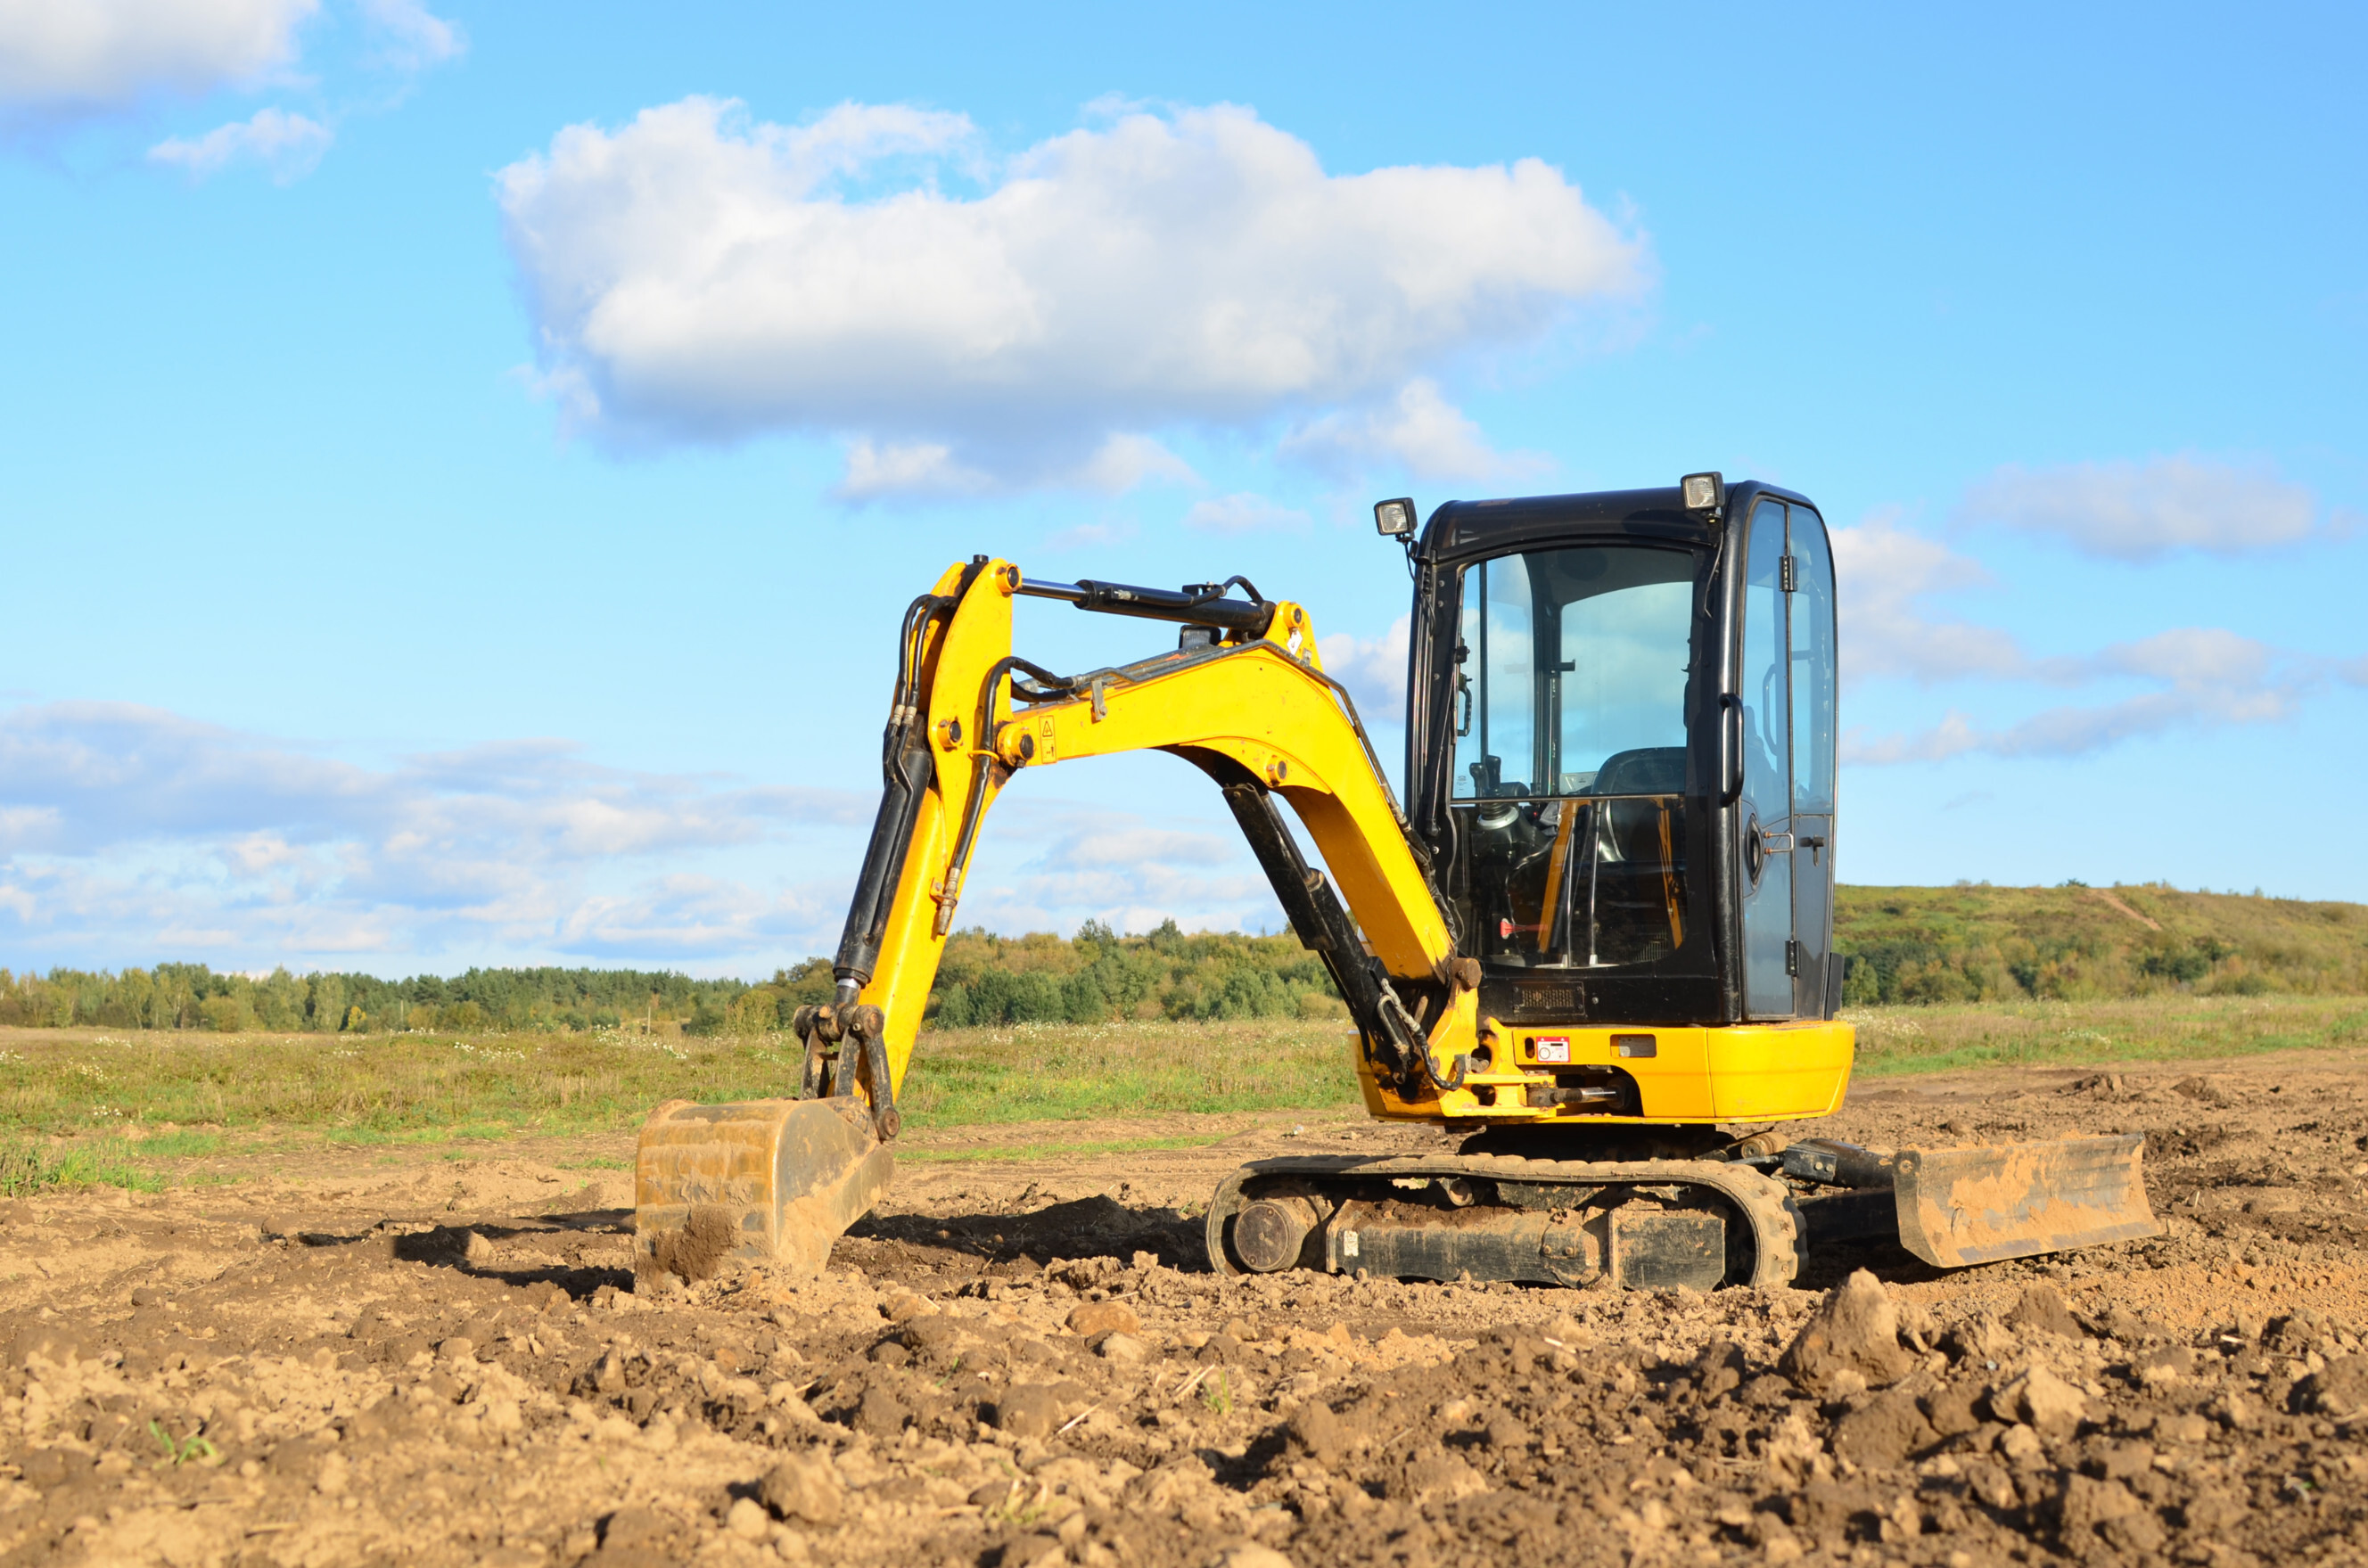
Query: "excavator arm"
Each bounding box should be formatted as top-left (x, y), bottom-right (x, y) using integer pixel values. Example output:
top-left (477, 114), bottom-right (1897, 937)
top-left (803, 556), bottom-right (1492, 1127)
top-left (635, 556), bottom-right (1481, 1278)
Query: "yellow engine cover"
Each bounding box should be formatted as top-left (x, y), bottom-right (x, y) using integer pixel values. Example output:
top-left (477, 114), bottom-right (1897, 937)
top-left (1359, 1018), bottom-right (1855, 1127)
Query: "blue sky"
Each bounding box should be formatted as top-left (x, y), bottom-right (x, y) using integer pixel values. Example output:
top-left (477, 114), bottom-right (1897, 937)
top-left (1, 2), bottom-right (2362, 977)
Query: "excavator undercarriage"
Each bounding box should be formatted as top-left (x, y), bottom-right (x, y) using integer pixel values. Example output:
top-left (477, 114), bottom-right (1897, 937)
top-left (632, 478), bottom-right (2160, 1292)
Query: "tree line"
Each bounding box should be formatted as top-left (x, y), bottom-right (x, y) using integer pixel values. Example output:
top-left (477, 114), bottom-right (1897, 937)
top-left (2, 884), bottom-right (2356, 1037)
top-left (0, 919), bottom-right (1345, 1037)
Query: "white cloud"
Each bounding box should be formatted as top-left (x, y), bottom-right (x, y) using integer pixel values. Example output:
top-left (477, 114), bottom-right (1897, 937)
top-left (958, 799), bottom-right (1276, 937)
top-left (0, 0), bottom-right (316, 111)
top-left (147, 104), bottom-right (330, 181)
top-left (1961, 455), bottom-right (2334, 561)
top-left (497, 98), bottom-right (1646, 489)
top-left (1317, 613), bottom-right (1411, 723)
top-left (1182, 492), bottom-right (1310, 536)
top-left (1073, 434), bottom-right (1196, 495)
top-left (555, 874), bottom-right (843, 958)
top-left (1279, 377), bottom-right (1550, 483)
top-left (358, 0), bottom-right (459, 70)
top-left (1829, 508), bottom-right (2029, 686)
top-left (1844, 628), bottom-right (2314, 764)
top-left (0, 702), bottom-right (869, 965)
top-left (1831, 491), bottom-right (2368, 765)
top-left (835, 439), bottom-right (991, 501)
top-left (837, 431), bottom-right (1195, 503)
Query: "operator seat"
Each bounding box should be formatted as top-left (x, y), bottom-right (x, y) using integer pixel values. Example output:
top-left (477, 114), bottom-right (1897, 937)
top-left (1589, 746), bottom-right (1686, 796)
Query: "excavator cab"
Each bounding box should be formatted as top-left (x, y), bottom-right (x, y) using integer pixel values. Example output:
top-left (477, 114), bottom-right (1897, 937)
top-left (1402, 478), bottom-right (1838, 1032)
top-left (634, 474), bottom-right (2160, 1293)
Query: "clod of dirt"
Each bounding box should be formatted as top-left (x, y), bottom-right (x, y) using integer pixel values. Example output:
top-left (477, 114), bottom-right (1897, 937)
top-left (1212, 1547), bottom-right (1295, 1568)
top-left (1997, 1364), bottom-right (2088, 1436)
top-left (10, 1325), bottom-right (86, 1367)
top-left (1196, 1331), bottom-right (1242, 1365)
top-left (437, 1334), bottom-right (475, 1363)
top-left (1006, 1533), bottom-right (1065, 1568)
top-left (2062, 1474), bottom-right (2165, 1555)
top-left (1282, 1401), bottom-right (1343, 1465)
top-left (1829, 1385), bottom-right (1935, 1470)
top-left (2004, 1282), bottom-right (2083, 1339)
top-left (900, 1316), bottom-right (970, 1367)
top-left (725, 1497), bottom-right (769, 1539)
top-left (1690, 1338), bottom-right (1745, 1399)
top-left (1778, 1268), bottom-right (1915, 1397)
top-left (1066, 1301), bottom-right (1139, 1337)
top-left (2297, 1355), bottom-right (2368, 1418)
top-left (991, 1383), bottom-right (1060, 1440)
top-left (1920, 1380), bottom-right (1982, 1441)
top-left (1482, 1413), bottom-right (1530, 1450)
top-left (2173, 1074), bottom-right (2232, 1104)
top-left (853, 1384), bottom-right (909, 1438)
top-left (596, 1506), bottom-right (687, 1566)
top-left (2083, 1437), bottom-right (2156, 1481)
top-left (760, 1454), bottom-right (844, 1525)
top-left (19, 1447), bottom-right (92, 1490)
top-left (1097, 1332), bottom-right (1149, 1364)
top-left (641, 1203), bottom-right (736, 1286)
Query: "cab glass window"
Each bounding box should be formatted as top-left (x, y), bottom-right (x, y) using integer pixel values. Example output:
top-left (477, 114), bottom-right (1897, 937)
top-left (1451, 546), bottom-right (1693, 799)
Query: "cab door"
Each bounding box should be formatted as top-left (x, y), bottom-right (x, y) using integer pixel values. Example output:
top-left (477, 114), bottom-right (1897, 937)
top-left (1738, 500), bottom-right (1795, 1017)
top-left (1738, 497), bottom-right (1840, 1020)
top-left (1788, 508), bottom-right (1838, 1017)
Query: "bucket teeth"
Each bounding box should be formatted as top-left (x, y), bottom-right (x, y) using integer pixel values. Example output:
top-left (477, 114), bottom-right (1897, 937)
top-left (633, 1097), bottom-right (894, 1285)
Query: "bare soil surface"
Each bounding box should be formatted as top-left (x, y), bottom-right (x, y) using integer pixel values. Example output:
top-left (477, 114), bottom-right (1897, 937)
top-left (4, 1050), bottom-right (2368, 1567)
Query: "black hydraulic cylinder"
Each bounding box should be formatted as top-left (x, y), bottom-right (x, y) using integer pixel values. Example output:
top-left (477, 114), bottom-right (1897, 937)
top-left (1018, 577), bottom-right (1276, 636)
top-left (833, 735), bottom-right (933, 989)
top-left (1212, 774), bottom-right (1414, 1084)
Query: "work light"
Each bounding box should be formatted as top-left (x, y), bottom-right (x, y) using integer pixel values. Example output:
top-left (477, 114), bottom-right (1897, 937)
top-left (1373, 497), bottom-right (1417, 537)
top-left (1681, 472), bottom-right (1724, 513)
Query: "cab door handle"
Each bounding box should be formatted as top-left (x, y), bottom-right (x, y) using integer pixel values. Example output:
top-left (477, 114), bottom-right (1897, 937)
top-left (1720, 695), bottom-right (1743, 804)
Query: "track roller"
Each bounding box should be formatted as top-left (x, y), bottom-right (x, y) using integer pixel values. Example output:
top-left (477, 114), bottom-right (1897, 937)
top-left (1205, 1153), bottom-right (1801, 1292)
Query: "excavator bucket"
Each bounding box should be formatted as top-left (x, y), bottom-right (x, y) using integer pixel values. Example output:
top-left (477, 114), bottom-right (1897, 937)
top-left (1891, 1133), bottom-right (2160, 1268)
top-left (633, 1098), bottom-right (893, 1285)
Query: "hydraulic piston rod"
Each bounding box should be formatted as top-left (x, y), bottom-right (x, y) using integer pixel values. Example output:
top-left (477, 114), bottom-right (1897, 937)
top-left (1015, 574), bottom-right (1277, 636)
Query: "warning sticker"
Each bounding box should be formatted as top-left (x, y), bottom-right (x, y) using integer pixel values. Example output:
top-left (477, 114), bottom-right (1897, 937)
top-left (1532, 1036), bottom-right (1571, 1063)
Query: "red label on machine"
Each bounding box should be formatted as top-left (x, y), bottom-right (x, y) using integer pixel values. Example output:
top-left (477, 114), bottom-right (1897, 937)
top-left (1532, 1037), bottom-right (1571, 1063)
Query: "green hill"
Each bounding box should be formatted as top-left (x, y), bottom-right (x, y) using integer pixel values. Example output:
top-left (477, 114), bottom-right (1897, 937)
top-left (1834, 883), bottom-right (2368, 1004)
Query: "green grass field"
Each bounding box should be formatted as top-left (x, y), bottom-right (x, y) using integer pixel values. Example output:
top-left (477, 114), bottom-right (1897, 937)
top-left (4, 991), bottom-right (2366, 1195)
top-left (1846, 993), bottom-right (2368, 1075)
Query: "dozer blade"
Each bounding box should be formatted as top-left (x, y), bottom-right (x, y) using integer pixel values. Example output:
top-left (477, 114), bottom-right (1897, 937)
top-left (1891, 1133), bottom-right (2160, 1268)
top-left (634, 1097), bottom-right (893, 1284)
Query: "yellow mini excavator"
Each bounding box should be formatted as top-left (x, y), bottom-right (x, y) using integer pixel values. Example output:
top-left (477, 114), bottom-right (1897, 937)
top-left (635, 476), bottom-right (2159, 1292)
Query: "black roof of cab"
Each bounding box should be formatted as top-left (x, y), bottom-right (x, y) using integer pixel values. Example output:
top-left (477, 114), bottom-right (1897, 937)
top-left (1414, 487), bottom-right (1713, 563)
top-left (1413, 481), bottom-right (1821, 564)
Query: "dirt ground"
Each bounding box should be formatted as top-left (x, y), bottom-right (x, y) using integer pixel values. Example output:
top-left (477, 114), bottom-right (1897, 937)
top-left (4, 1048), bottom-right (2368, 1568)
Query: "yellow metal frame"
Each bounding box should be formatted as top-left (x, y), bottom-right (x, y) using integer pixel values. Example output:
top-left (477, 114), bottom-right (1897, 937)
top-left (857, 559), bottom-right (1855, 1131)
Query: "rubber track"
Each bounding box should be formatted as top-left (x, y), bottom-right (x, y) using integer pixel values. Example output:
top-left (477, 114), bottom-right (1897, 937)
top-left (1203, 1153), bottom-right (1803, 1291)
